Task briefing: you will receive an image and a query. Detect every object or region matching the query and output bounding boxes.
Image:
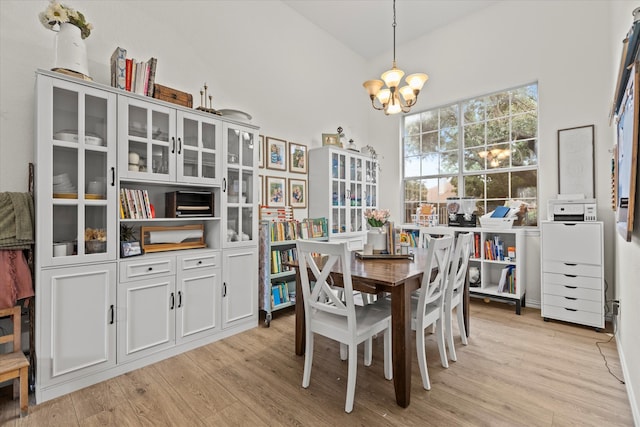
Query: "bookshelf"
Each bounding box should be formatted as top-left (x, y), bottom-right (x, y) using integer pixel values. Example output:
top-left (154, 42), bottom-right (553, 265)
top-left (258, 218), bottom-right (328, 326)
top-left (399, 224), bottom-right (526, 314)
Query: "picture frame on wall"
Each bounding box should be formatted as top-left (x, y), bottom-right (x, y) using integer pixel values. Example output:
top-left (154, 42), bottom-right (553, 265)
top-left (289, 142), bottom-right (307, 174)
top-left (258, 135), bottom-right (265, 168)
top-left (259, 175), bottom-right (263, 205)
top-left (266, 137), bottom-right (287, 171)
top-left (288, 178), bottom-right (307, 208)
top-left (322, 133), bottom-right (341, 147)
top-left (266, 176), bottom-right (286, 207)
top-left (557, 124), bottom-right (595, 198)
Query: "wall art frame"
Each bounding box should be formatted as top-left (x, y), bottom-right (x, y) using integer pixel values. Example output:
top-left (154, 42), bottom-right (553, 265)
top-left (266, 175), bottom-right (286, 207)
top-left (557, 124), bottom-right (595, 198)
top-left (266, 137), bottom-right (287, 171)
top-left (288, 178), bottom-right (307, 208)
top-left (289, 142), bottom-right (307, 174)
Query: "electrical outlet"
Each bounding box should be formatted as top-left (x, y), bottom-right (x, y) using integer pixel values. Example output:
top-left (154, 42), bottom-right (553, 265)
top-left (613, 300), bottom-right (620, 316)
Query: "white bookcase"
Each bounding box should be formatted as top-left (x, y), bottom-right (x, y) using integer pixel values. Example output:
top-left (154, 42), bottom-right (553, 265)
top-left (401, 225), bottom-right (526, 314)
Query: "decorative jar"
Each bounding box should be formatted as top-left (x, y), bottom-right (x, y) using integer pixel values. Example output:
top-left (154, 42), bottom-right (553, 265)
top-left (367, 227), bottom-right (387, 254)
top-left (54, 23), bottom-right (89, 77)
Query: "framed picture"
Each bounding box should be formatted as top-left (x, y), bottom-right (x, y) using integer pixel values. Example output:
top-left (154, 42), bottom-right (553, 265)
top-left (322, 133), bottom-right (341, 147)
top-left (288, 178), bottom-right (307, 208)
top-left (259, 175), bottom-right (264, 205)
top-left (289, 142), bottom-right (307, 174)
top-left (266, 176), bottom-right (286, 207)
top-left (557, 124), bottom-right (594, 198)
top-left (258, 135), bottom-right (265, 168)
top-left (266, 137), bottom-right (287, 171)
top-left (121, 240), bottom-right (143, 257)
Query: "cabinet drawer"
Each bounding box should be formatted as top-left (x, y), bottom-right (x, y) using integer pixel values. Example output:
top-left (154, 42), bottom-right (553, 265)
top-left (543, 260), bottom-right (601, 278)
top-left (120, 257), bottom-right (175, 282)
top-left (541, 222), bottom-right (601, 265)
top-left (543, 304), bottom-right (603, 328)
top-left (543, 294), bottom-right (602, 313)
top-left (179, 251), bottom-right (219, 270)
top-left (544, 282), bottom-right (602, 301)
top-left (543, 272), bottom-right (602, 290)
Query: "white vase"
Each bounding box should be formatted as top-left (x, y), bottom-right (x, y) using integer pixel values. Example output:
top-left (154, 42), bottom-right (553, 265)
top-left (367, 227), bottom-right (387, 253)
top-left (53, 23), bottom-right (89, 77)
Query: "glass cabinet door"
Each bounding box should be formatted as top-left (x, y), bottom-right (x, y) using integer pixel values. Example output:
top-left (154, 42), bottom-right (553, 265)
top-left (177, 111), bottom-right (221, 184)
top-left (330, 151), bottom-right (348, 235)
top-left (118, 98), bottom-right (175, 181)
top-left (364, 158), bottom-right (378, 208)
top-left (39, 77), bottom-right (117, 266)
top-left (224, 124), bottom-right (257, 247)
top-left (349, 156), bottom-right (364, 233)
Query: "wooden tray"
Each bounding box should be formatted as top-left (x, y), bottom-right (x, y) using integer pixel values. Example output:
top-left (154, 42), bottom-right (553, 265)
top-left (355, 251), bottom-right (414, 261)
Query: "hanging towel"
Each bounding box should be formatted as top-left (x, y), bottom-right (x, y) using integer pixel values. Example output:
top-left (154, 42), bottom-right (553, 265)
top-left (0, 192), bottom-right (34, 249)
top-left (0, 250), bottom-right (34, 309)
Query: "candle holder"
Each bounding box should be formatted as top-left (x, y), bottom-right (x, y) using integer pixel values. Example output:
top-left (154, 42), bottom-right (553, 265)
top-left (195, 82), bottom-right (222, 115)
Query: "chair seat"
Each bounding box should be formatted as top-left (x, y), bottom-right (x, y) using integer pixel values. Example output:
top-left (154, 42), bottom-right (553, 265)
top-left (311, 301), bottom-right (392, 343)
top-left (0, 351), bottom-right (29, 381)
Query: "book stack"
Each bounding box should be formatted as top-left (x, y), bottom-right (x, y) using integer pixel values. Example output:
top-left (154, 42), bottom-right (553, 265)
top-left (300, 218), bottom-right (328, 239)
top-left (110, 47), bottom-right (157, 97)
top-left (484, 235), bottom-right (506, 261)
top-left (259, 205), bottom-right (293, 221)
top-left (271, 282), bottom-right (293, 307)
top-left (270, 248), bottom-right (298, 274)
top-left (269, 221), bottom-right (300, 241)
top-left (120, 188), bottom-right (152, 219)
top-left (497, 265), bottom-right (516, 293)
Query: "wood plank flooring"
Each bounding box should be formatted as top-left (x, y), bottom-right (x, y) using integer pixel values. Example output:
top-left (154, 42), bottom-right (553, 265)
top-left (0, 301), bottom-right (633, 426)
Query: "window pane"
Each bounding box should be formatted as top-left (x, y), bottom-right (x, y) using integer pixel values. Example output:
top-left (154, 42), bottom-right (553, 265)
top-left (421, 110), bottom-right (438, 132)
top-left (511, 170), bottom-right (537, 198)
top-left (487, 117), bottom-right (509, 144)
top-left (405, 135), bottom-right (421, 156)
top-left (486, 172), bottom-right (509, 199)
top-left (464, 147), bottom-right (485, 171)
top-left (436, 177), bottom-right (458, 203)
top-left (440, 150), bottom-right (458, 174)
top-left (440, 105), bottom-right (458, 128)
top-left (421, 131), bottom-right (438, 153)
top-left (511, 139), bottom-right (538, 166)
top-left (487, 93), bottom-right (509, 119)
top-left (404, 114), bottom-right (421, 135)
top-left (404, 179), bottom-right (422, 201)
top-left (464, 123), bottom-right (484, 147)
top-left (512, 112), bottom-right (537, 140)
top-left (463, 99), bottom-right (484, 123)
top-left (440, 127), bottom-right (458, 151)
top-left (511, 85), bottom-right (537, 114)
top-left (420, 153), bottom-right (439, 176)
top-left (464, 174), bottom-right (485, 198)
top-left (487, 143), bottom-right (511, 169)
top-left (404, 156), bottom-right (421, 177)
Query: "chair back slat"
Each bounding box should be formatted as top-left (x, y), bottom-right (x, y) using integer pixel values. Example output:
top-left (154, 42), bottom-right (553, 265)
top-left (297, 240), bottom-right (355, 325)
top-left (0, 306), bottom-right (21, 353)
top-left (449, 233), bottom-right (473, 296)
top-left (417, 236), bottom-right (453, 310)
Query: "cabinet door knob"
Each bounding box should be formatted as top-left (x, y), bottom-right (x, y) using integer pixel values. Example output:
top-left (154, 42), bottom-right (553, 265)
top-left (197, 260), bottom-right (203, 265)
top-left (148, 267), bottom-right (153, 271)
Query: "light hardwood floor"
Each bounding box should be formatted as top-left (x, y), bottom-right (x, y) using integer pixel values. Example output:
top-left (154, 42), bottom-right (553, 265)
top-left (0, 300), bottom-right (633, 426)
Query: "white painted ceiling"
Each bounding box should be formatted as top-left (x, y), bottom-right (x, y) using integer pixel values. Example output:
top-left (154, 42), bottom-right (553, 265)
top-left (282, 0), bottom-right (497, 60)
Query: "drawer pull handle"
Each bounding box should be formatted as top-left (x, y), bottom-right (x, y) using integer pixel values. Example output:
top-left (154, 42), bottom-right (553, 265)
top-left (198, 260), bottom-right (203, 265)
top-left (564, 297), bottom-right (577, 300)
top-left (563, 263), bottom-right (577, 267)
top-left (178, 137), bottom-right (182, 155)
top-left (171, 137), bottom-right (176, 154)
top-left (148, 267), bottom-right (153, 271)
top-left (564, 274), bottom-right (577, 278)
top-left (564, 285), bottom-right (577, 289)
top-left (564, 307), bottom-right (577, 312)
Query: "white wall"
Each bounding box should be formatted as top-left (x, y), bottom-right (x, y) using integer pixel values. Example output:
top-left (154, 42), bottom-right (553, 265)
top-left (610, 3), bottom-right (640, 422)
top-left (0, 0), bottom-right (369, 194)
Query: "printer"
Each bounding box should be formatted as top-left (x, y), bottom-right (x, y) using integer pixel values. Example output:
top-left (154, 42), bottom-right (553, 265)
top-left (547, 194), bottom-right (597, 222)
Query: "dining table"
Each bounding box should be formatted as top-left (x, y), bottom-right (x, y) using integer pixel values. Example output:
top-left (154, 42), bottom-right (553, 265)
top-left (288, 247), bottom-right (470, 408)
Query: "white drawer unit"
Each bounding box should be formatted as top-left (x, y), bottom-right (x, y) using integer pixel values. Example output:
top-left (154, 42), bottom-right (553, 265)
top-left (540, 221), bottom-right (604, 329)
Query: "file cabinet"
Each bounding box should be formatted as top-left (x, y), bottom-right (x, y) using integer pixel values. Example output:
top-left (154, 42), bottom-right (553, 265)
top-left (541, 221), bottom-right (604, 329)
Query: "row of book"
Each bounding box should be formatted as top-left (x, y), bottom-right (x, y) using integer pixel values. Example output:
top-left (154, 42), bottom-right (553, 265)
top-left (120, 188), bottom-right (152, 219)
top-left (271, 248), bottom-right (298, 274)
top-left (271, 281), bottom-right (295, 307)
top-left (484, 236), bottom-right (516, 261)
top-left (110, 46), bottom-right (157, 96)
top-left (269, 221), bottom-right (300, 242)
top-left (497, 265), bottom-right (516, 293)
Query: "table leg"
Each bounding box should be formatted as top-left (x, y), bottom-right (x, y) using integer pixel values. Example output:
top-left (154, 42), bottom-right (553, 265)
top-left (391, 283), bottom-right (411, 407)
top-left (294, 269), bottom-right (305, 356)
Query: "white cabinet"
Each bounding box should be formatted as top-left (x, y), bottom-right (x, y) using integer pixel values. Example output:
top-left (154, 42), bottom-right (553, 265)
top-left (37, 264), bottom-right (116, 391)
top-left (541, 221), bottom-right (604, 329)
top-left (118, 250), bottom-right (221, 362)
top-left (309, 146), bottom-right (378, 250)
top-left (413, 225), bottom-right (526, 314)
top-left (222, 122), bottom-right (258, 247)
top-left (222, 247), bottom-right (258, 329)
top-left (117, 97), bottom-right (222, 184)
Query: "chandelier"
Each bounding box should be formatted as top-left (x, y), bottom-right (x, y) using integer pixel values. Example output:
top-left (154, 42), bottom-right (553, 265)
top-left (362, 0), bottom-right (428, 115)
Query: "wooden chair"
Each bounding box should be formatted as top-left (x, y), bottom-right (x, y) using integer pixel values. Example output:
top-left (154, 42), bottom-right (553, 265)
top-left (444, 232), bottom-right (473, 362)
top-left (296, 240), bottom-right (392, 413)
top-left (0, 306), bottom-right (30, 417)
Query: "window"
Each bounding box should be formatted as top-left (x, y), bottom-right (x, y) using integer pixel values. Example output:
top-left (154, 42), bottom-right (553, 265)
top-left (403, 83), bottom-right (538, 226)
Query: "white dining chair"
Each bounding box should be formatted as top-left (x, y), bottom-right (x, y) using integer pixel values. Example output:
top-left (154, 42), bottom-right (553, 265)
top-left (296, 240), bottom-right (393, 413)
top-left (444, 232), bottom-right (473, 361)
